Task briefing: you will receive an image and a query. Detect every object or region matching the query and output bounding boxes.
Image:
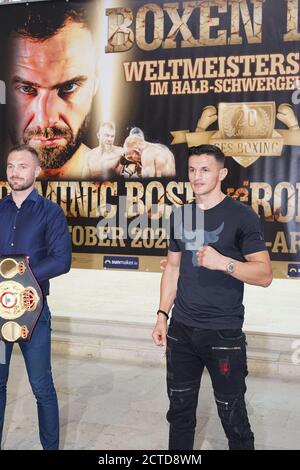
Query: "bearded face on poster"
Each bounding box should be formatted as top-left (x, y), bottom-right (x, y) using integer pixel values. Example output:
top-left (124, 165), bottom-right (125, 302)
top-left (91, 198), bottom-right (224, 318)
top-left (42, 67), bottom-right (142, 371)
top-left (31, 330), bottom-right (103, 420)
top-left (7, 2), bottom-right (99, 180)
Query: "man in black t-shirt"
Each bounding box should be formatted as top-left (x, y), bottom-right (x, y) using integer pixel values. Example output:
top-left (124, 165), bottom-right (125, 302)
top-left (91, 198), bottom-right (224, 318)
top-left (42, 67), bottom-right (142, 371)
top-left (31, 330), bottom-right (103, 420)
top-left (152, 144), bottom-right (272, 450)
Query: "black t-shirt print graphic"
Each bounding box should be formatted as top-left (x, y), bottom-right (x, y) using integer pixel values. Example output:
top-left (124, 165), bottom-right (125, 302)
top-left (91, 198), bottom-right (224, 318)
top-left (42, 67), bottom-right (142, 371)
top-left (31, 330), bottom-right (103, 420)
top-left (182, 222), bottom-right (224, 267)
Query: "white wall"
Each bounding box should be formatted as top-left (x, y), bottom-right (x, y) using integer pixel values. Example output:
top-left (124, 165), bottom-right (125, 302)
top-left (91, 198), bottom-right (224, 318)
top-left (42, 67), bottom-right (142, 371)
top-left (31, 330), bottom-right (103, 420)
top-left (48, 269), bottom-right (300, 335)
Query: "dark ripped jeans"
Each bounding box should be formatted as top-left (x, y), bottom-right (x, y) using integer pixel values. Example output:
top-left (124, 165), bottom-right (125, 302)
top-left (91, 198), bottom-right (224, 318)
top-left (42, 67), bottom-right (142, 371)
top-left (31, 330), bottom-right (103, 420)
top-left (166, 318), bottom-right (254, 450)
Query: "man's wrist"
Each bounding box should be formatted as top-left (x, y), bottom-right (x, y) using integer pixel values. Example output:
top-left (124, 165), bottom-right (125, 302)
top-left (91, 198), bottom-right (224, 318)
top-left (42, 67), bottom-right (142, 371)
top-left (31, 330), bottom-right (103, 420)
top-left (157, 309), bottom-right (169, 321)
top-left (218, 256), bottom-right (230, 272)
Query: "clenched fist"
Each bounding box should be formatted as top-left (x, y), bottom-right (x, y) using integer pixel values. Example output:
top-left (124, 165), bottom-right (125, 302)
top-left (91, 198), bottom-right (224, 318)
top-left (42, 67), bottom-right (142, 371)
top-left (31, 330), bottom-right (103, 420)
top-left (197, 245), bottom-right (227, 271)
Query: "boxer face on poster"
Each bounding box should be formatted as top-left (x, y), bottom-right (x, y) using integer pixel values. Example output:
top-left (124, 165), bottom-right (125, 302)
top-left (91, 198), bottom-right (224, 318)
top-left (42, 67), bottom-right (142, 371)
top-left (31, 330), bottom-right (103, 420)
top-left (98, 124), bottom-right (116, 151)
top-left (8, 14), bottom-right (98, 176)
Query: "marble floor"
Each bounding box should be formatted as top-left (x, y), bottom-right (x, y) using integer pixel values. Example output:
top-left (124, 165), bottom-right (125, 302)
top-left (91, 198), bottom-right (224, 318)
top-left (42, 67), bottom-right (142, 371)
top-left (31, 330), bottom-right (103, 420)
top-left (2, 352), bottom-right (300, 450)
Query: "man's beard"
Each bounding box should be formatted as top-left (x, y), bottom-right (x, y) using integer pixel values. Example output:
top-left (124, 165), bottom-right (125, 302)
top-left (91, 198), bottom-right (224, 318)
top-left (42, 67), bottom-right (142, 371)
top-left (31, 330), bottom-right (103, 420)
top-left (8, 177), bottom-right (35, 191)
top-left (11, 115), bottom-right (90, 169)
top-left (101, 142), bottom-right (114, 152)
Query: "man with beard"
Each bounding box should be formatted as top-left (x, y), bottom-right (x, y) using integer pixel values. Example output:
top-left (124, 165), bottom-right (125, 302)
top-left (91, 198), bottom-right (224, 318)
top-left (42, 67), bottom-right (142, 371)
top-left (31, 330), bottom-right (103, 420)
top-left (82, 122), bottom-right (123, 179)
top-left (7, 3), bottom-right (99, 180)
top-left (0, 144), bottom-right (71, 449)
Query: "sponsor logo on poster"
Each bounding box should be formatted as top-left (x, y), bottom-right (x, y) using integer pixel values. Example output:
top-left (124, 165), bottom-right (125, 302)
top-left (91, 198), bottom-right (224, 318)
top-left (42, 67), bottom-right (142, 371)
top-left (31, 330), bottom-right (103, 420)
top-left (103, 256), bottom-right (139, 270)
top-left (172, 101), bottom-right (300, 168)
top-left (287, 264), bottom-right (300, 277)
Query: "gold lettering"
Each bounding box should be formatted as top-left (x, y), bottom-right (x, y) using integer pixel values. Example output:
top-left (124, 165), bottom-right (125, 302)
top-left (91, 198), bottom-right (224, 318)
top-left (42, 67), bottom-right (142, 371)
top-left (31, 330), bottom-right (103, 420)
top-left (255, 54), bottom-right (270, 75)
top-left (200, 0), bottom-right (227, 46)
top-left (136, 4), bottom-right (164, 51)
top-left (286, 52), bottom-right (300, 74)
top-left (284, 0), bottom-right (300, 41)
top-left (182, 58), bottom-right (204, 79)
top-left (105, 8), bottom-right (134, 52)
top-left (125, 182), bottom-right (145, 217)
top-left (110, 228), bottom-right (126, 247)
top-left (272, 232), bottom-right (289, 253)
top-left (163, 1), bottom-right (199, 48)
top-left (296, 183), bottom-right (300, 222)
top-left (72, 226), bottom-right (85, 247)
top-left (145, 181), bottom-right (165, 219)
top-left (269, 54), bottom-right (285, 75)
top-left (97, 227), bottom-right (110, 247)
top-left (250, 182), bottom-right (273, 220)
top-left (99, 182), bottom-right (117, 218)
top-left (228, 0), bottom-right (264, 45)
top-left (290, 232), bottom-right (300, 253)
top-left (168, 59), bottom-right (183, 79)
top-left (85, 226), bottom-right (98, 246)
top-left (227, 56), bottom-right (240, 77)
top-left (123, 61), bottom-right (146, 82)
top-left (274, 182), bottom-right (295, 222)
top-left (150, 81), bottom-right (169, 95)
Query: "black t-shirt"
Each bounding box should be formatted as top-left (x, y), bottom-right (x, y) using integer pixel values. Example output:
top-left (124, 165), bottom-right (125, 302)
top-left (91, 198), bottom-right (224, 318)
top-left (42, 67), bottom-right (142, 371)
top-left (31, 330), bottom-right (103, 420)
top-left (169, 196), bottom-right (266, 329)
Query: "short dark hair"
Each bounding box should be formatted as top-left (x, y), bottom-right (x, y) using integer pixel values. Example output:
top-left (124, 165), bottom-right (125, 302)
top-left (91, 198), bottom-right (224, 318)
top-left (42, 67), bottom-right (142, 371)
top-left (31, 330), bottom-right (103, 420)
top-left (8, 144), bottom-right (40, 166)
top-left (11, 2), bottom-right (95, 42)
top-left (188, 145), bottom-right (225, 167)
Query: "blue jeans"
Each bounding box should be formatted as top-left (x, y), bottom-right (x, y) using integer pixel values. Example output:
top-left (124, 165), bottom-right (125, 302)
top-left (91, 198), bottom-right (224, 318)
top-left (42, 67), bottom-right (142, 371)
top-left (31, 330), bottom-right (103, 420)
top-left (166, 319), bottom-right (254, 450)
top-left (0, 303), bottom-right (59, 450)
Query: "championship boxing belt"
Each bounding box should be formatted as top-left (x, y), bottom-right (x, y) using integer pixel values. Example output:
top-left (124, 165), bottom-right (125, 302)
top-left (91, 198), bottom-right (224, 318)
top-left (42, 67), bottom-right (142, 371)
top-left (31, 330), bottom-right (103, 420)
top-left (0, 255), bottom-right (43, 342)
